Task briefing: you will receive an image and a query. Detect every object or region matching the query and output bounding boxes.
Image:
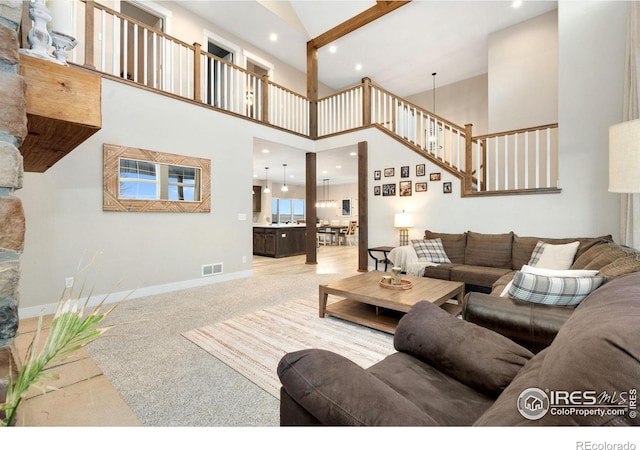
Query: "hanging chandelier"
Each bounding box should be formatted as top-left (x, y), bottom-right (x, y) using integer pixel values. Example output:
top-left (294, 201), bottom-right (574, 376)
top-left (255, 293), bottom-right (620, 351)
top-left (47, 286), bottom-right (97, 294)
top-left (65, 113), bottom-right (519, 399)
top-left (281, 164), bottom-right (289, 192)
top-left (315, 178), bottom-right (337, 208)
top-left (263, 167), bottom-right (271, 193)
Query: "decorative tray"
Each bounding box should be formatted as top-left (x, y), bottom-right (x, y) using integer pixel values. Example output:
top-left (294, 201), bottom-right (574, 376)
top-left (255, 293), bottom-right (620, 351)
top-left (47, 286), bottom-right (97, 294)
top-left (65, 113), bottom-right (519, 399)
top-left (379, 279), bottom-right (413, 290)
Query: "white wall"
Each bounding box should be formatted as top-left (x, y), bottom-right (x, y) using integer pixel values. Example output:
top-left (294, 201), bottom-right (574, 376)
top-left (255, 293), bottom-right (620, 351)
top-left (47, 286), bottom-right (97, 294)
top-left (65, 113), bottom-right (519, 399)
top-left (17, 79), bottom-right (313, 316)
top-left (405, 74), bottom-right (489, 136)
top-left (488, 10), bottom-right (559, 132)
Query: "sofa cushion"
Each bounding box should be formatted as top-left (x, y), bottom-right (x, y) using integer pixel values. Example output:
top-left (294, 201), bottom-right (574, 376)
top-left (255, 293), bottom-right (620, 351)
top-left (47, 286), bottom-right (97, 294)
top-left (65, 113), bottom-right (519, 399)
top-left (527, 240), bottom-right (580, 270)
top-left (450, 265), bottom-right (512, 289)
top-left (424, 230), bottom-right (466, 264)
top-left (464, 231), bottom-right (513, 269)
top-left (277, 349), bottom-right (437, 426)
top-left (423, 264), bottom-right (457, 280)
top-left (411, 238), bottom-right (451, 263)
top-left (394, 301), bottom-right (533, 398)
top-left (508, 271), bottom-right (606, 306)
top-left (511, 235), bottom-right (612, 270)
top-left (491, 271), bottom-right (517, 296)
top-left (570, 241), bottom-right (626, 270)
top-left (597, 253), bottom-right (640, 280)
top-left (367, 352), bottom-right (494, 426)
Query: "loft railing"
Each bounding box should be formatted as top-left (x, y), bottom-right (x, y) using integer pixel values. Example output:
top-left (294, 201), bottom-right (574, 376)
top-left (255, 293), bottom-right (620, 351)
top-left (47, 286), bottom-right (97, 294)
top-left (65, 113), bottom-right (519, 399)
top-left (54, 1), bottom-right (310, 136)
top-left (20, 1), bottom-right (559, 195)
top-left (466, 124), bottom-right (559, 194)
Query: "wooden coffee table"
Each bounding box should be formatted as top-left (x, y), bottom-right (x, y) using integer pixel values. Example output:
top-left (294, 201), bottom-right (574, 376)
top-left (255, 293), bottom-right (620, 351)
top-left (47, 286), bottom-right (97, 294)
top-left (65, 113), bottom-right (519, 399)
top-left (319, 271), bottom-right (465, 334)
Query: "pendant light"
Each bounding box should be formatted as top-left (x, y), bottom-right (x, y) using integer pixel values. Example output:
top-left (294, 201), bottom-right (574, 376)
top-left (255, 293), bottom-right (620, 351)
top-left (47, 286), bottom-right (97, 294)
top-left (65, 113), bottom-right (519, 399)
top-left (281, 164), bottom-right (289, 192)
top-left (263, 167), bottom-right (270, 193)
top-left (315, 179), bottom-right (337, 208)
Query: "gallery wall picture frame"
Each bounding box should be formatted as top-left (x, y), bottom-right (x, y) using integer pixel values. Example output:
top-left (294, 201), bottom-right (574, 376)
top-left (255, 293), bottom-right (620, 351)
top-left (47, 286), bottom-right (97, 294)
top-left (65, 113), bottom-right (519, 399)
top-left (415, 182), bottom-right (427, 192)
top-left (384, 167), bottom-right (395, 177)
top-left (374, 170), bottom-right (381, 180)
top-left (342, 199), bottom-right (351, 216)
top-left (400, 166), bottom-right (410, 178)
top-left (382, 183), bottom-right (396, 196)
top-left (443, 182), bottom-right (452, 194)
top-left (416, 164), bottom-right (425, 176)
top-left (374, 185), bottom-right (381, 196)
top-left (430, 172), bottom-right (441, 181)
top-left (399, 180), bottom-right (412, 196)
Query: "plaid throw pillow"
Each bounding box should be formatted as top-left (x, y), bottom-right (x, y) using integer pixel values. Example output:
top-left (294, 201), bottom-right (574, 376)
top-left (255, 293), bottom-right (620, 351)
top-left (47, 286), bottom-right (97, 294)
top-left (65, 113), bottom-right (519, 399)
top-left (411, 238), bottom-right (451, 264)
top-left (508, 271), bottom-right (606, 306)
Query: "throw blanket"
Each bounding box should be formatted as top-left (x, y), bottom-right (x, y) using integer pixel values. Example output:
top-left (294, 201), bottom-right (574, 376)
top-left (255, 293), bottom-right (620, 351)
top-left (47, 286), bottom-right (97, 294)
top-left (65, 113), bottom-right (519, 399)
top-left (388, 245), bottom-right (439, 277)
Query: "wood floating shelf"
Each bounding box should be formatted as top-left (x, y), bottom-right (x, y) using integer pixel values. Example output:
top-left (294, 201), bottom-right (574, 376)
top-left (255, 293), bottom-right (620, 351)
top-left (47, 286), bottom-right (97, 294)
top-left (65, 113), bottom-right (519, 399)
top-left (19, 54), bottom-right (101, 173)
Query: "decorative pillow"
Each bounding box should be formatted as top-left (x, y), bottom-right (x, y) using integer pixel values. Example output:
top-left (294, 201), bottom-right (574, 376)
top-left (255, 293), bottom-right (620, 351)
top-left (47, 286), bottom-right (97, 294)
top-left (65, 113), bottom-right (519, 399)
top-left (527, 240), bottom-right (580, 270)
top-left (411, 238), bottom-right (451, 264)
top-left (424, 230), bottom-right (466, 264)
top-left (507, 271), bottom-right (606, 306)
top-left (499, 265), bottom-right (599, 297)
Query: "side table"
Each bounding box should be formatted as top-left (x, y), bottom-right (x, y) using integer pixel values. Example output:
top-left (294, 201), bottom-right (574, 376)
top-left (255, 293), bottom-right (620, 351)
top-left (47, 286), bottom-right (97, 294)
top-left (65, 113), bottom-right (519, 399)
top-left (367, 246), bottom-right (394, 271)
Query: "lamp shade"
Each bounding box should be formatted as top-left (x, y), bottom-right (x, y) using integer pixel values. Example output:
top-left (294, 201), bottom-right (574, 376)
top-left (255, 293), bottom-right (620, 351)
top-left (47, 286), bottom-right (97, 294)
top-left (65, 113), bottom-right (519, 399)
top-left (609, 119), bottom-right (640, 193)
top-left (394, 212), bottom-right (414, 228)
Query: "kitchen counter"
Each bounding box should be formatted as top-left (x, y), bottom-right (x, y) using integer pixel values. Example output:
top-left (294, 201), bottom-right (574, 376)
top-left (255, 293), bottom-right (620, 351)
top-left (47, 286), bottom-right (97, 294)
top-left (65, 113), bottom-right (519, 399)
top-left (253, 225), bottom-right (307, 257)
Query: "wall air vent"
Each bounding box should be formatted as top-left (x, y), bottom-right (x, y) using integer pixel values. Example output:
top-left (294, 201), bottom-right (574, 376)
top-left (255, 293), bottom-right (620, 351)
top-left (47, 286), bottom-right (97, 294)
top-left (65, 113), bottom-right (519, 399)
top-left (202, 263), bottom-right (223, 277)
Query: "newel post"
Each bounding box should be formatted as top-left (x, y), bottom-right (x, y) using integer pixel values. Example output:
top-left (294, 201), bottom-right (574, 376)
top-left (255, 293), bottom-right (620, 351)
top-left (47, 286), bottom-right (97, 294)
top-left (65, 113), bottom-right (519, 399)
top-left (464, 123), bottom-right (473, 194)
top-left (362, 77), bottom-right (371, 126)
top-left (193, 42), bottom-right (201, 102)
top-left (261, 74), bottom-right (269, 124)
top-left (84, 1), bottom-right (95, 69)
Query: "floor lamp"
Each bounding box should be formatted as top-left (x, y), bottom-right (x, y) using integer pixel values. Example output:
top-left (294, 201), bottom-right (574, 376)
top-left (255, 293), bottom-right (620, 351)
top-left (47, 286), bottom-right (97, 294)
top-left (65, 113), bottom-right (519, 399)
top-left (609, 118), bottom-right (640, 193)
top-left (394, 211), bottom-right (414, 247)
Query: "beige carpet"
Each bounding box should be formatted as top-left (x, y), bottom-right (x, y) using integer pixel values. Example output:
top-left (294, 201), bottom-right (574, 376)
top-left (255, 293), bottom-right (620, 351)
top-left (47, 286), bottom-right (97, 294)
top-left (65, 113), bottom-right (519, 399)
top-left (182, 297), bottom-right (395, 399)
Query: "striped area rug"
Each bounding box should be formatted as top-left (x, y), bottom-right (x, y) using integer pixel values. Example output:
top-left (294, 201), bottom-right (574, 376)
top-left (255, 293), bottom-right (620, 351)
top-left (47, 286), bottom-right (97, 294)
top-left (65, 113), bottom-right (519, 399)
top-left (182, 297), bottom-right (395, 399)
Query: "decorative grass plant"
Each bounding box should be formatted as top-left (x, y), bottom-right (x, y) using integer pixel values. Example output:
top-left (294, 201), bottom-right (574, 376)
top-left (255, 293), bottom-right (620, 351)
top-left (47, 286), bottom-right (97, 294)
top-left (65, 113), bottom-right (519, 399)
top-left (0, 263), bottom-right (127, 426)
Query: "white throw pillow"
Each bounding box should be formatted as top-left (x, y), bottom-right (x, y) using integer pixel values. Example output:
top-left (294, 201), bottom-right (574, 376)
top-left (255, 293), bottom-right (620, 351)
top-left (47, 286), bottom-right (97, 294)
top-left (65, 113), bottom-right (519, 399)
top-left (527, 241), bottom-right (580, 270)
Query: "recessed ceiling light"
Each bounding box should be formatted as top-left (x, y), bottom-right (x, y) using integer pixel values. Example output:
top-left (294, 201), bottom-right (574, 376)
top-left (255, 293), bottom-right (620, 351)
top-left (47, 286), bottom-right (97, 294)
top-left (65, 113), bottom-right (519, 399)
top-left (262, 149), bottom-right (269, 153)
top-left (512, 0), bottom-right (522, 8)
top-left (322, 170), bottom-right (328, 175)
top-left (269, 33), bottom-right (278, 42)
top-left (355, 64), bottom-right (362, 71)
top-left (336, 165), bottom-right (342, 169)
top-left (329, 45), bottom-right (337, 54)
top-left (349, 152), bottom-right (357, 156)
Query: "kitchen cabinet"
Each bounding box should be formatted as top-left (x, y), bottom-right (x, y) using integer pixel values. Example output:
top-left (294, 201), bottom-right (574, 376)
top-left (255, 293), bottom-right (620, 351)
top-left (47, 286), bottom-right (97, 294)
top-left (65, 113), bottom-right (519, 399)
top-left (253, 226), bottom-right (306, 257)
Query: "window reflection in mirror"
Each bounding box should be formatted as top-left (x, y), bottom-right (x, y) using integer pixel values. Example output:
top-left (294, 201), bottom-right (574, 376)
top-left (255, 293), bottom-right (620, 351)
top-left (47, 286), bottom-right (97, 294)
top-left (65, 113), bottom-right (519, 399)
top-left (104, 144), bottom-right (210, 213)
top-left (119, 159), bottom-right (201, 201)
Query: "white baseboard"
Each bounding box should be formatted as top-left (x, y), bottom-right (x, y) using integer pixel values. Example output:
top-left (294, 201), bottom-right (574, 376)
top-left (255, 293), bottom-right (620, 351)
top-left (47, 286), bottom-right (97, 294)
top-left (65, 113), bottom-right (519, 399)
top-left (18, 269), bottom-right (254, 319)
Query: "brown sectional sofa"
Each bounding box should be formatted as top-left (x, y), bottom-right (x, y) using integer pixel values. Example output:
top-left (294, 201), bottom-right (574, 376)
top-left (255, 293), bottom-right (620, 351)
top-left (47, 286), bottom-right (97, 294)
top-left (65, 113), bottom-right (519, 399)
top-left (419, 230), bottom-right (630, 294)
top-left (278, 272), bottom-right (640, 426)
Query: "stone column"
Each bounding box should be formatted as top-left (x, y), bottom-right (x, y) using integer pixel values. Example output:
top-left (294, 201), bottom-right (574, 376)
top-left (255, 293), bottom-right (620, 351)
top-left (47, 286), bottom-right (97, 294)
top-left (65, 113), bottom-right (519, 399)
top-left (0, 0), bottom-right (28, 413)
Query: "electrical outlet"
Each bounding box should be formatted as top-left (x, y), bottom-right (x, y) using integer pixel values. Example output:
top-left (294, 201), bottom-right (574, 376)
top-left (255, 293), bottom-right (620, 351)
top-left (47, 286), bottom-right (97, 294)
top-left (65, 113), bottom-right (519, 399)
top-left (65, 277), bottom-right (74, 288)
top-left (242, 255), bottom-right (247, 263)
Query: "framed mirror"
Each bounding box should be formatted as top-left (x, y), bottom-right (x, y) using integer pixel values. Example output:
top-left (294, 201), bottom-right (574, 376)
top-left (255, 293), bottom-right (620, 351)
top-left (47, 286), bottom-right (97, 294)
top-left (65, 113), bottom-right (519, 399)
top-left (103, 144), bottom-right (211, 212)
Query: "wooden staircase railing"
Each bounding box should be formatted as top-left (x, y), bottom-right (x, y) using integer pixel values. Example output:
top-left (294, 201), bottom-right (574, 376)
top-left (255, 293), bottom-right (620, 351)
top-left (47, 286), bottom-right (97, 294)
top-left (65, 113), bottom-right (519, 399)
top-left (23, 1), bottom-right (560, 195)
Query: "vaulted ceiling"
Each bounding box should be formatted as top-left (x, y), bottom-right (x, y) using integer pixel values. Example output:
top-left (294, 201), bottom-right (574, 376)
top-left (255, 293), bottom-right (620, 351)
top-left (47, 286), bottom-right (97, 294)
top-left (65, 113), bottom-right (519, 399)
top-left (176, 1), bottom-right (558, 185)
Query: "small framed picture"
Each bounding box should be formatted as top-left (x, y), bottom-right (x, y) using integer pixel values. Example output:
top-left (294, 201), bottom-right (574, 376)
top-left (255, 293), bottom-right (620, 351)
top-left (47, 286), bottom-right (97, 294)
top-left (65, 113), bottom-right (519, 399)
top-left (415, 182), bottom-right (427, 192)
top-left (341, 199), bottom-right (351, 216)
top-left (384, 167), bottom-right (395, 177)
top-left (416, 164), bottom-right (425, 177)
top-left (430, 172), bottom-right (441, 181)
top-left (443, 182), bottom-right (452, 194)
top-left (374, 185), bottom-right (381, 196)
top-left (400, 166), bottom-right (410, 178)
top-left (399, 180), bottom-right (412, 196)
top-left (374, 170), bottom-right (381, 180)
top-left (382, 183), bottom-right (396, 196)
